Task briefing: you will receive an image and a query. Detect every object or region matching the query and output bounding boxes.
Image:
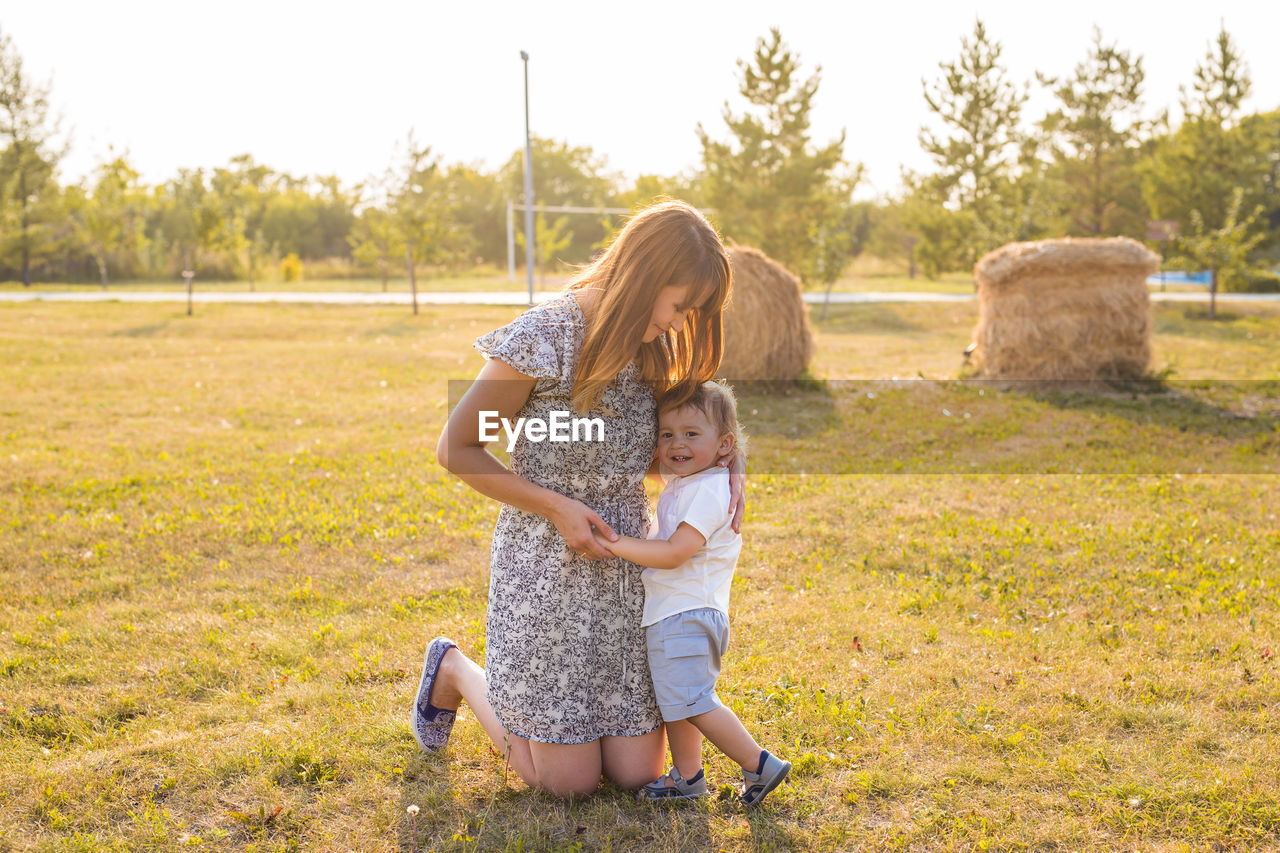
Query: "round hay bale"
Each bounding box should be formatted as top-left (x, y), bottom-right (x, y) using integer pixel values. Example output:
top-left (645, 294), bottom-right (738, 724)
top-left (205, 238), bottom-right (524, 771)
top-left (719, 246), bottom-right (814, 380)
top-left (969, 237), bottom-right (1158, 380)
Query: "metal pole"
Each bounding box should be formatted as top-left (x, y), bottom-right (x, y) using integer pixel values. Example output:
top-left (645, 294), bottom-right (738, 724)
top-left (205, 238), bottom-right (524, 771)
top-left (521, 51), bottom-right (535, 307)
top-left (506, 199), bottom-right (516, 281)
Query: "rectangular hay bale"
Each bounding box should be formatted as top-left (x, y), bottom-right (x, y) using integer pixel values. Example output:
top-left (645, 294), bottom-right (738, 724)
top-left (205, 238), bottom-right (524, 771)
top-left (971, 238), bottom-right (1159, 381)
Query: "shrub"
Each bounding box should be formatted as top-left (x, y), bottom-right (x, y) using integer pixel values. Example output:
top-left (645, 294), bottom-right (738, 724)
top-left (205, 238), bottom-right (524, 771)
top-left (280, 253), bottom-right (303, 282)
top-left (1235, 269), bottom-right (1280, 293)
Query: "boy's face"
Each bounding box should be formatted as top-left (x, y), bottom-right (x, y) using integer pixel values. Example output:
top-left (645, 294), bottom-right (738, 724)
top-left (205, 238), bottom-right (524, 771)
top-left (657, 404), bottom-right (733, 476)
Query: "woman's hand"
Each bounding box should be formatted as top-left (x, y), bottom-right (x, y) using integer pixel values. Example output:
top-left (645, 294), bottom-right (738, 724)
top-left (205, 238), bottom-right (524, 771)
top-left (717, 448), bottom-right (747, 534)
top-left (549, 494), bottom-right (618, 559)
top-left (590, 529), bottom-right (618, 558)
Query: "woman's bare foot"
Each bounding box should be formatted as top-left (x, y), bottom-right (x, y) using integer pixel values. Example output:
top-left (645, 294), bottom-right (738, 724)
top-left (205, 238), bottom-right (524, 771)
top-left (428, 646), bottom-right (464, 710)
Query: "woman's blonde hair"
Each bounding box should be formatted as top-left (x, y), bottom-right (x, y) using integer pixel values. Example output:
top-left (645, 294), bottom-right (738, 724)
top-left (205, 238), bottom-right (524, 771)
top-left (567, 199), bottom-right (731, 412)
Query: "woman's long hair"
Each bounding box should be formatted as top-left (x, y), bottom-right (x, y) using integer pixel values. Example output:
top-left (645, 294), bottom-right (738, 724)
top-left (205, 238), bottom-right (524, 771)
top-left (567, 200), bottom-right (732, 413)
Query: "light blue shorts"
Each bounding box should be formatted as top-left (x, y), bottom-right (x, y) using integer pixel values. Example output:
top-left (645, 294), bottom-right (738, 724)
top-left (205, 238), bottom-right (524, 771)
top-left (645, 608), bottom-right (731, 722)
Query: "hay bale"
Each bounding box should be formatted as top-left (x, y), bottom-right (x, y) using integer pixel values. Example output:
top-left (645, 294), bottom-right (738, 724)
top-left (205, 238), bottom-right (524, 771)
top-left (719, 246), bottom-right (814, 380)
top-left (970, 237), bottom-right (1158, 380)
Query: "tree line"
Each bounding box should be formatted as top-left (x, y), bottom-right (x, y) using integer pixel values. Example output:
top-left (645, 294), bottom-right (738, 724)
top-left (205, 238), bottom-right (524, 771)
top-left (1, 23), bottom-right (1277, 290)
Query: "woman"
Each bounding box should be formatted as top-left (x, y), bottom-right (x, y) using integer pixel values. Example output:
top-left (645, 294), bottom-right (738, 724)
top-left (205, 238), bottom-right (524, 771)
top-left (415, 200), bottom-right (743, 797)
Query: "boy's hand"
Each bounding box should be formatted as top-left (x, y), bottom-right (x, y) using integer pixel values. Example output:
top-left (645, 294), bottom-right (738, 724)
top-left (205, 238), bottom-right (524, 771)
top-left (591, 530), bottom-right (617, 557)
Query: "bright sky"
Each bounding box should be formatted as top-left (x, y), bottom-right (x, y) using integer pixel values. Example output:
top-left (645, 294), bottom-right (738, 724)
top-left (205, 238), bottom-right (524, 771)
top-left (4, 0), bottom-right (1279, 200)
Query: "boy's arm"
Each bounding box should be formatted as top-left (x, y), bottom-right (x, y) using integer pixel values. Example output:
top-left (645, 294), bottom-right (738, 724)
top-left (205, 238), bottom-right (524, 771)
top-left (593, 522), bottom-right (705, 570)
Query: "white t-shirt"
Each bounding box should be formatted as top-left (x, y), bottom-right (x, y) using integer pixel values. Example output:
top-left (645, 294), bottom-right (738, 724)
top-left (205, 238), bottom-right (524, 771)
top-left (640, 465), bottom-right (742, 627)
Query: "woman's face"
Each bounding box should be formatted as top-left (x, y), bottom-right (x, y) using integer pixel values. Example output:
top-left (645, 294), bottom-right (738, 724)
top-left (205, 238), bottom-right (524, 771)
top-left (642, 285), bottom-right (695, 343)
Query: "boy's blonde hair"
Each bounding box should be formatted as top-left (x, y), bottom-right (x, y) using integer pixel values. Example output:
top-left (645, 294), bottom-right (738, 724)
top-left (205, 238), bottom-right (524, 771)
top-left (566, 200), bottom-right (732, 413)
top-left (660, 380), bottom-right (747, 459)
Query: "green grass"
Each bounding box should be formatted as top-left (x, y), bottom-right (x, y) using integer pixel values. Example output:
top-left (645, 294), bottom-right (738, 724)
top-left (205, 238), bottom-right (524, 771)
top-left (1, 300), bottom-right (1278, 850)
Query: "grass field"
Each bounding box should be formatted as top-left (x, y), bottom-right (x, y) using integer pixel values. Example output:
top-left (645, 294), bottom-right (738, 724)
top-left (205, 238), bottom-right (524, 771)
top-left (1, 299), bottom-right (1278, 851)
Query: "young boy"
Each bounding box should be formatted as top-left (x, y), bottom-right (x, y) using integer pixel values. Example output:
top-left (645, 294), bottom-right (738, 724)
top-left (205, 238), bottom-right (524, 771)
top-left (593, 381), bottom-right (790, 805)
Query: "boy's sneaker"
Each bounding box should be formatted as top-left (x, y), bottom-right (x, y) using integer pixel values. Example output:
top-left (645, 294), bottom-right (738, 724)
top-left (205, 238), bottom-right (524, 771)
top-left (637, 766), bottom-right (708, 801)
top-left (740, 750), bottom-right (790, 806)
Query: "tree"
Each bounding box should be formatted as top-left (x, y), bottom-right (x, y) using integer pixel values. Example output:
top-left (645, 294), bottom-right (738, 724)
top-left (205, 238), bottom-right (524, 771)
top-left (390, 134), bottom-right (469, 313)
top-left (615, 173), bottom-right (705, 212)
top-left (349, 190), bottom-right (404, 291)
top-left (151, 169), bottom-right (236, 313)
top-left (157, 169), bottom-right (233, 278)
top-left (919, 19), bottom-right (1027, 259)
top-left (210, 155), bottom-right (274, 289)
top-left (812, 195), bottom-right (872, 317)
top-left (1142, 25), bottom-right (1257, 236)
top-left (1177, 188), bottom-right (1264, 319)
top-left (258, 173), bottom-right (356, 265)
top-left (500, 137), bottom-right (616, 265)
top-left (1236, 110), bottom-right (1280, 261)
top-left (515, 212), bottom-right (573, 285)
top-left (71, 153), bottom-right (149, 288)
top-left (0, 27), bottom-right (62, 286)
top-left (900, 177), bottom-right (971, 279)
top-left (443, 163), bottom-right (505, 266)
top-left (1182, 24), bottom-right (1251, 126)
top-left (698, 28), bottom-right (857, 280)
top-left (1040, 28), bottom-right (1150, 236)
top-left (1140, 25), bottom-right (1278, 289)
top-left (866, 197), bottom-right (920, 278)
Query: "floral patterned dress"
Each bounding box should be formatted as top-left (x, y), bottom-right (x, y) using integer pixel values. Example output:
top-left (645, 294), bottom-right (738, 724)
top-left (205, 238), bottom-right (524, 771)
top-left (473, 295), bottom-right (661, 744)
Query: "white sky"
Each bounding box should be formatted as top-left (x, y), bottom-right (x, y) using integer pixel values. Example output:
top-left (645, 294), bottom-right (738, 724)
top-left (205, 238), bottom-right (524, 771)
top-left (3, 0), bottom-right (1279, 200)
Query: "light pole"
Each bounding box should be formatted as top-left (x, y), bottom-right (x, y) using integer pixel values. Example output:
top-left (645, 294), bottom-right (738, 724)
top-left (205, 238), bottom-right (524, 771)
top-left (521, 51), bottom-right (535, 307)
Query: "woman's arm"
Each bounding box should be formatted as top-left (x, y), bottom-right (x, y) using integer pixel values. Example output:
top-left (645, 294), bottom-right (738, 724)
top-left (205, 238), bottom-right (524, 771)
top-left (716, 448), bottom-right (747, 534)
top-left (592, 523), bottom-right (705, 570)
top-left (436, 357), bottom-right (618, 558)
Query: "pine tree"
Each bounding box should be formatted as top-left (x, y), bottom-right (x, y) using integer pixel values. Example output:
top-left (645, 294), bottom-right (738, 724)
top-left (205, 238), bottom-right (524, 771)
top-left (0, 27), bottom-right (62, 286)
top-left (1143, 24), bottom-right (1256, 234)
top-left (1183, 24), bottom-right (1251, 126)
top-left (1041, 27), bottom-right (1149, 236)
top-left (698, 28), bottom-right (857, 280)
top-left (919, 19), bottom-right (1027, 259)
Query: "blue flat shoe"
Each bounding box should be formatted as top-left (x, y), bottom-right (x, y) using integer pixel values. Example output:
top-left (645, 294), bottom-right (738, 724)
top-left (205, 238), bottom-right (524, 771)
top-left (410, 637), bottom-right (458, 752)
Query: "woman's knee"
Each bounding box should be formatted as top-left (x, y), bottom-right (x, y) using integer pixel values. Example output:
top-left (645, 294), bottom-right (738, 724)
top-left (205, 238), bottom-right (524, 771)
top-left (538, 774), bottom-right (600, 799)
top-left (528, 740), bottom-right (602, 798)
top-left (600, 728), bottom-right (666, 790)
